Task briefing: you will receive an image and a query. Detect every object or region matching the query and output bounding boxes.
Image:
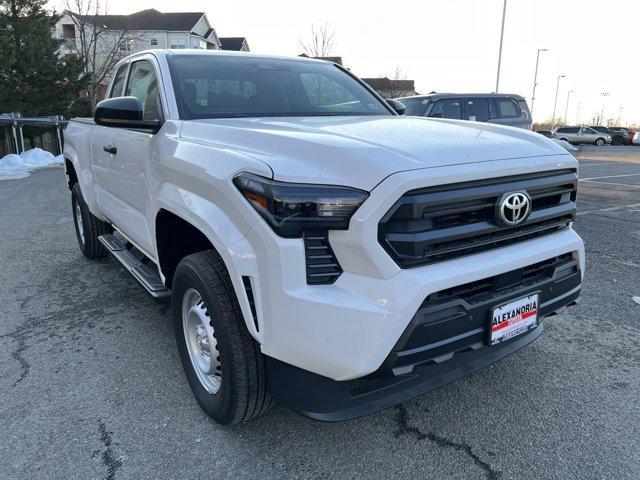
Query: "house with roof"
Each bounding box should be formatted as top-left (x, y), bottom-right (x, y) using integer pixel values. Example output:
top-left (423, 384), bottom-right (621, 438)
top-left (55, 9), bottom-right (250, 104)
top-left (56, 9), bottom-right (222, 53)
top-left (220, 37), bottom-right (250, 52)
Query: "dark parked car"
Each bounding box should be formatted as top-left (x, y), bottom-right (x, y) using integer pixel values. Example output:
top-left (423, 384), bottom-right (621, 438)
top-left (396, 93), bottom-right (532, 129)
top-left (607, 127), bottom-right (634, 145)
top-left (536, 130), bottom-right (554, 138)
top-left (589, 126), bottom-right (626, 145)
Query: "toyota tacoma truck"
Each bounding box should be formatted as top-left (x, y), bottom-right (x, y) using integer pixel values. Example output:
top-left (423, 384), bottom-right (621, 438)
top-left (63, 50), bottom-right (584, 425)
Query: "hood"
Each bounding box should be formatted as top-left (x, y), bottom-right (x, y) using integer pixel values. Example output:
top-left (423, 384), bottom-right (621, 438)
top-left (180, 116), bottom-right (568, 191)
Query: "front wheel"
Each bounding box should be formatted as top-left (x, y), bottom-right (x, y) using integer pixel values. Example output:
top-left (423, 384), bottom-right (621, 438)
top-left (172, 251), bottom-right (272, 425)
top-left (595, 138), bottom-right (606, 146)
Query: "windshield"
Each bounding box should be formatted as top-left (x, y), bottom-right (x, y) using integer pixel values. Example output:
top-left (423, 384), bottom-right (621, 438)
top-left (169, 55), bottom-right (392, 120)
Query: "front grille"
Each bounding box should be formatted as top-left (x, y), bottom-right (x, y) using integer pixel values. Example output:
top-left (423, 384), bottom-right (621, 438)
top-left (303, 231), bottom-right (342, 285)
top-left (384, 253), bottom-right (581, 373)
top-left (379, 170), bottom-right (578, 268)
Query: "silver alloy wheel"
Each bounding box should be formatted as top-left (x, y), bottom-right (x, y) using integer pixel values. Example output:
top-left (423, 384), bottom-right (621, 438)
top-left (596, 138), bottom-right (605, 146)
top-left (75, 202), bottom-right (85, 245)
top-left (182, 288), bottom-right (222, 394)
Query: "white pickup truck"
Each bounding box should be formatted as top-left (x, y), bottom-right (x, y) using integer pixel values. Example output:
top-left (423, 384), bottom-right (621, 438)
top-left (63, 50), bottom-right (584, 425)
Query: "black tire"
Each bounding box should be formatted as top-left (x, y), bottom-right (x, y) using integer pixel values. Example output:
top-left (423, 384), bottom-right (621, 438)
top-left (71, 183), bottom-right (112, 258)
top-left (172, 251), bottom-right (272, 425)
top-left (595, 138), bottom-right (605, 146)
top-left (612, 136), bottom-right (623, 146)
top-left (559, 137), bottom-right (569, 143)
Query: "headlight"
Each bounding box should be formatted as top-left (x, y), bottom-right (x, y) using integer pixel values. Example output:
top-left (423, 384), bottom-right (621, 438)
top-left (233, 172), bottom-right (369, 238)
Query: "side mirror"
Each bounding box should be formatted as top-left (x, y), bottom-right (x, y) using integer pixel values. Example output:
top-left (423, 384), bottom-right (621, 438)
top-left (94, 96), bottom-right (161, 133)
top-left (386, 99), bottom-right (406, 115)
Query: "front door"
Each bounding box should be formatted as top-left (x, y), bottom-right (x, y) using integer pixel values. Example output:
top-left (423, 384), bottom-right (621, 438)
top-left (100, 59), bottom-right (163, 256)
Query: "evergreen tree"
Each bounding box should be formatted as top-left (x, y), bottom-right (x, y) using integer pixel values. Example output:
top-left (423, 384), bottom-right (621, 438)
top-left (0, 0), bottom-right (88, 117)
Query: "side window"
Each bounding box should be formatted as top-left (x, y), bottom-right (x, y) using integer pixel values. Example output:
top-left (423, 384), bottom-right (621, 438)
top-left (125, 60), bottom-right (162, 121)
top-left (568, 127), bottom-right (580, 133)
top-left (400, 98), bottom-right (428, 116)
top-left (428, 99), bottom-right (462, 119)
top-left (496, 98), bottom-right (522, 118)
top-left (109, 64), bottom-right (128, 99)
top-left (464, 98), bottom-right (490, 122)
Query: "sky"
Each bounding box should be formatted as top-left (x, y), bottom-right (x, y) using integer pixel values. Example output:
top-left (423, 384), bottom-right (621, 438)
top-left (48, 0), bottom-right (640, 124)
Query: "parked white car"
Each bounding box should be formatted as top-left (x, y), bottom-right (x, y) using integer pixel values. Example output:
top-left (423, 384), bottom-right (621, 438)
top-left (63, 50), bottom-right (584, 424)
top-left (633, 132), bottom-right (640, 145)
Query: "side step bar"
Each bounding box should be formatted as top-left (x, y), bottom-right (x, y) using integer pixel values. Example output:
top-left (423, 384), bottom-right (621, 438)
top-left (99, 234), bottom-right (171, 303)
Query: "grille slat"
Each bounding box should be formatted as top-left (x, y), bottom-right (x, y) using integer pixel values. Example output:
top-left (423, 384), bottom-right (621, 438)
top-left (379, 170), bottom-right (578, 268)
top-left (303, 231), bottom-right (342, 285)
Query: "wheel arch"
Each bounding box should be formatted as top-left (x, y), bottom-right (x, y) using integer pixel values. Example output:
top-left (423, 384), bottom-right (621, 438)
top-left (154, 207), bottom-right (263, 343)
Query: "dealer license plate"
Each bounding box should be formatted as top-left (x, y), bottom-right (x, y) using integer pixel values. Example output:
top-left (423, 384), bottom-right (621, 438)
top-left (490, 294), bottom-right (539, 345)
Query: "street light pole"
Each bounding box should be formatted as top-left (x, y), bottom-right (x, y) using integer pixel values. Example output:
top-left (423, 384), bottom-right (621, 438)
top-left (564, 90), bottom-right (574, 126)
top-left (551, 74), bottom-right (565, 130)
top-left (600, 92), bottom-right (610, 125)
top-left (530, 48), bottom-right (548, 120)
top-left (576, 102), bottom-right (583, 125)
top-left (495, 0), bottom-right (508, 92)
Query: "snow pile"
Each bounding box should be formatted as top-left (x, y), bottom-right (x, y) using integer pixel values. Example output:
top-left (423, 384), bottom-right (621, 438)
top-left (0, 148), bottom-right (64, 180)
top-left (552, 139), bottom-right (579, 152)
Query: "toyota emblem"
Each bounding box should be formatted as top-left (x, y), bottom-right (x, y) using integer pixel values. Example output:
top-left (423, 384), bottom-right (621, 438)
top-left (496, 191), bottom-right (531, 226)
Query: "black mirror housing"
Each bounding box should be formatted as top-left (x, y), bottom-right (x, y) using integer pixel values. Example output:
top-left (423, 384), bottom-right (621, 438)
top-left (386, 99), bottom-right (406, 116)
top-left (94, 96), bottom-right (161, 133)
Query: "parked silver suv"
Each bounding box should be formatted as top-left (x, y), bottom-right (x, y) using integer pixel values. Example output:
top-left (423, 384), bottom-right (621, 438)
top-left (554, 126), bottom-right (612, 146)
top-left (396, 93), bottom-right (532, 130)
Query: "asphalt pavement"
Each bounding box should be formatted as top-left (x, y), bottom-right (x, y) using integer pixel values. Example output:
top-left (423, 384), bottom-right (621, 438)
top-left (1, 149), bottom-right (639, 480)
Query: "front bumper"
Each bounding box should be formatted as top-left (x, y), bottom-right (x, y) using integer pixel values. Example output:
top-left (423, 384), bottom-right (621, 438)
top-left (229, 156), bottom-right (583, 381)
top-left (267, 260), bottom-right (581, 421)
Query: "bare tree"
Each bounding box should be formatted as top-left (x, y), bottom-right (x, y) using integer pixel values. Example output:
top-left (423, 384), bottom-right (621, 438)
top-left (299, 23), bottom-right (335, 58)
top-left (383, 66), bottom-right (411, 99)
top-left (589, 112), bottom-right (603, 126)
top-left (63, 0), bottom-right (143, 108)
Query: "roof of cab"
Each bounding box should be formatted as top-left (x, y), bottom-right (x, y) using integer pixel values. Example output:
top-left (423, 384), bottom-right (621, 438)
top-left (130, 49), bottom-right (330, 64)
top-left (398, 92), bottom-right (526, 101)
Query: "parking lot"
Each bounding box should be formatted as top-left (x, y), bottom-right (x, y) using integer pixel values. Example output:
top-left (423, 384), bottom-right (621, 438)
top-left (1, 147), bottom-right (638, 480)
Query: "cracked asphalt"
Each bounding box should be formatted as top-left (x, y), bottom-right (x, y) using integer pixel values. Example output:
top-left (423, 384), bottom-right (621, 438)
top-left (1, 147), bottom-right (639, 480)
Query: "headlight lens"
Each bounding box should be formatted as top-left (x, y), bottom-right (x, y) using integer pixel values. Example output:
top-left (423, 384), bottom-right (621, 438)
top-left (233, 172), bottom-right (369, 237)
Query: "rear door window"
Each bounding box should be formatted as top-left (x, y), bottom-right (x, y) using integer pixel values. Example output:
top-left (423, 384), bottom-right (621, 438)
top-left (428, 99), bottom-right (462, 119)
top-left (496, 98), bottom-right (522, 118)
top-left (464, 98), bottom-right (490, 122)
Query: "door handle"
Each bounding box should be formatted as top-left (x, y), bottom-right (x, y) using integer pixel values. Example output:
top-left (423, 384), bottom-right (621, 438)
top-left (103, 145), bottom-right (117, 155)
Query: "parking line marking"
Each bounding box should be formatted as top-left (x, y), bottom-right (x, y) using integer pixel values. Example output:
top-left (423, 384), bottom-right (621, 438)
top-left (580, 180), bottom-right (640, 189)
top-left (577, 203), bottom-right (640, 215)
top-left (578, 162), bottom-right (618, 166)
top-left (580, 173), bottom-right (640, 181)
